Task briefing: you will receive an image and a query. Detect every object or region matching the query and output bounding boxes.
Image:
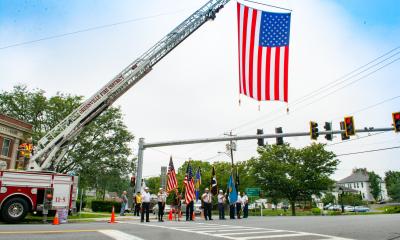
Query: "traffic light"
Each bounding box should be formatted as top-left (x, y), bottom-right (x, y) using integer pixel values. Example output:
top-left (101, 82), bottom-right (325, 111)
top-left (309, 121), bottom-right (319, 140)
top-left (344, 116), bottom-right (355, 137)
top-left (324, 122), bottom-right (333, 141)
top-left (130, 176), bottom-right (136, 187)
top-left (256, 129), bottom-right (265, 147)
top-left (393, 112), bottom-right (400, 132)
top-left (340, 121), bottom-right (349, 140)
top-left (275, 127), bottom-right (283, 145)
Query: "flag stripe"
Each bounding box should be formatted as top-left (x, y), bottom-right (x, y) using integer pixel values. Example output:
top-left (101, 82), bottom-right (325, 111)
top-left (248, 9), bottom-right (257, 98)
top-left (241, 6), bottom-right (249, 95)
top-left (284, 46), bottom-right (289, 102)
top-left (257, 46), bottom-right (262, 101)
top-left (236, 2), bottom-right (242, 94)
top-left (265, 47), bottom-right (271, 100)
top-left (274, 47), bottom-right (280, 100)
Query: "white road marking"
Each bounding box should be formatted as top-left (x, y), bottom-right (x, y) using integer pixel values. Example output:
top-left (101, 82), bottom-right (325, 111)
top-left (98, 230), bottom-right (145, 240)
top-left (121, 221), bottom-right (355, 240)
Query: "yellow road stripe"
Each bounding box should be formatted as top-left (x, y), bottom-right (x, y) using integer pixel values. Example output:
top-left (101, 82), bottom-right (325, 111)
top-left (0, 229), bottom-right (103, 234)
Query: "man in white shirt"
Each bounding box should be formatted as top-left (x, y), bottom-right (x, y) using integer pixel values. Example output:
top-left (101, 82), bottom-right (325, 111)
top-left (242, 192), bottom-right (249, 218)
top-left (157, 188), bottom-right (167, 222)
top-left (217, 190), bottom-right (226, 220)
top-left (201, 188), bottom-right (213, 220)
top-left (141, 187), bottom-right (151, 222)
top-left (236, 192), bottom-right (242, 219)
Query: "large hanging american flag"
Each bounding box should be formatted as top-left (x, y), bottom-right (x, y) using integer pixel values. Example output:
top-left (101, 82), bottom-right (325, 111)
top-left (183, 162), bottom-right (196, 204)
top-left (166, 156), bottom-right (178, 193)
top-left (237, 2), bottom-right (291, 102)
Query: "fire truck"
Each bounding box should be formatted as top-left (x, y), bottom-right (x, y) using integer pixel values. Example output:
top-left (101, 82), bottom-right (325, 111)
top-left (0, 0), bottom-right (229, 223)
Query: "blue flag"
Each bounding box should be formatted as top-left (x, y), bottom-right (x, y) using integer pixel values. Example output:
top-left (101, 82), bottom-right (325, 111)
top-left (195, 167), bottom-right (201, 201)
top-left (227, 174), bottom-right (237, 204)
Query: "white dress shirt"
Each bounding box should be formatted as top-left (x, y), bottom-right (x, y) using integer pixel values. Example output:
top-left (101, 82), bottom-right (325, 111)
top-left (142, 191), bottom-right (151, 203)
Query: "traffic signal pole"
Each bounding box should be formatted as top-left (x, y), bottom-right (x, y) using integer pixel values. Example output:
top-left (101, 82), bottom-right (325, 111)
top-left (135, 126), bottom-right (395, 191)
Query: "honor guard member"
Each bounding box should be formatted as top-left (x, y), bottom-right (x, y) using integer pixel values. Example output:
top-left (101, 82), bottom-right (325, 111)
top-left (202, 188), bottom-right (213, 220)
top-left (217, 190), bottom-right (226, 220)
top-left (141, 187), bottom-right (151, 222)
top-left (157, 188), bottom-right (167, 222)
top-left (236, 192), bottom-right (242, 219)
top-left (242, 192), bottom-right (249, 218)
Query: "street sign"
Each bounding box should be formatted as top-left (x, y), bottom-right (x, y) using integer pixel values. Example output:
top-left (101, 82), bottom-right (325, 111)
top-left (245, 187), bottom-right (261, 197)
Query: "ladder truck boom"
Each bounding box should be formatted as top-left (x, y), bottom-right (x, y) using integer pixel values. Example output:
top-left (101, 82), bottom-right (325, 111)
top-left (28, 0), bottom-right (230, 171)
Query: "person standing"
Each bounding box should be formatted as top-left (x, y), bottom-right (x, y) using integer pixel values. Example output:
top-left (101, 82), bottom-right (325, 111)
top-left (228, 194), bottom-right (236, 219)
top-left (217, 190), bottom-right (226, 220)
top-left (242, 192), bottom-right (249, 218)
top-left (186, 200), bottom-right (194, 221)
top-left (141, 187), bottom-right (151, 222)
top-left (236, 192), bottom-right (242, 219)
top-left (202, 188), bottom-right (213, 220)
top-left (157, 188), bottom-right (167, 222)
top-left (173, 192), bottom-right (182, 221)
top-left (120, 191), bottom-right (128, 216)
top-left (134, 192), bottom-right (142, 216)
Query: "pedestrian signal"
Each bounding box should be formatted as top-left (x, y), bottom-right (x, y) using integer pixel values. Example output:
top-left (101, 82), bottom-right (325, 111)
top-left (344, 116), bottom-right (355, 137)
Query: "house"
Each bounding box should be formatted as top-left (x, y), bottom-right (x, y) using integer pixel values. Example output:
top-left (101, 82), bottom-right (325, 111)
top-left (337, 168), bottom-right (389, 202)
top-left (0, 114), bottom-right (33, 170)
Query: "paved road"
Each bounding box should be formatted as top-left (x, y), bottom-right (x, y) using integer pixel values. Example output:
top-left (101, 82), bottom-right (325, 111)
top-left (0, 214), bottom-right (399, 240)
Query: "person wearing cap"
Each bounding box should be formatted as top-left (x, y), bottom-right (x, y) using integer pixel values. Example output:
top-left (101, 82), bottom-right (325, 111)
top-left (217, 190), bottom-right (226, 220)
top-left (201, 188), bottom-right (213, 220)
top-left (157, 188), bottom-right (167, 222)
top-left (141, 187), bottom-right (151, 222)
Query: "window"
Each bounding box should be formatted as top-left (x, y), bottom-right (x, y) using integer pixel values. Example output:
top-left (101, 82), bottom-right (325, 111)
top-left (357, 183), bottom-right (359, 188)
top-left (361, 182), bottom-right (364, 188)
top-left (362, 193), bottom-right (365, 199)
top-left (1, 138), bottom-right (11, 156)
top-left (354, 183), bottom-right (356, 188)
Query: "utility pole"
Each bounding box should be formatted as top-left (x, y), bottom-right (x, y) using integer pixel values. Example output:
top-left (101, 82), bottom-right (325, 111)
top-left (224, 131), bottom-right (236, 167)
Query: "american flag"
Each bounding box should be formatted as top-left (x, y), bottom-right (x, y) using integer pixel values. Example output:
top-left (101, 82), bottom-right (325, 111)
top-left (237, 2), bottom-right (291, 102)
top-left (166, 156), bottom-right (178, 193)
top-left (184, 162), bottom-right (195, 204)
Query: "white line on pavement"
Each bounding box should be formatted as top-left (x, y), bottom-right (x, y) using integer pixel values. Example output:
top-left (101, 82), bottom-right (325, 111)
top-left (98, 230), bottom-right (145, 240)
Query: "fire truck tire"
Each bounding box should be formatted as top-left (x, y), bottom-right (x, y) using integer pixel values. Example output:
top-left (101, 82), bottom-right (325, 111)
top-left (1, 197), bottom-right (29, 223)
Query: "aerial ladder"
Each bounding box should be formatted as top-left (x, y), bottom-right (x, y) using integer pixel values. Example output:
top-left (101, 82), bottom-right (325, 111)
top-left (27, 0), bottom-right (230, 171)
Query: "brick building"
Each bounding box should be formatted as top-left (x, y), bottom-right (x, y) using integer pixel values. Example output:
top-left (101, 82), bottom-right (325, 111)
top-left (0, 114), bottom-right (33, 170)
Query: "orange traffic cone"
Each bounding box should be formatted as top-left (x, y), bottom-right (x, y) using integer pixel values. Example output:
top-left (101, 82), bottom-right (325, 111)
top-left (108, 206), bottom-right (116, 223)
top-left (52, 210), bottom-right (59, 225)
top-left (192, 211), bottom-right (195, 221)
top-left (168, 209), bottom-right (173, 221)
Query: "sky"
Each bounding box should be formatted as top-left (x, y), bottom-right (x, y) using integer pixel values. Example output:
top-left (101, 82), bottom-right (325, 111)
top-left (1, 0), bottom-right (399, 181)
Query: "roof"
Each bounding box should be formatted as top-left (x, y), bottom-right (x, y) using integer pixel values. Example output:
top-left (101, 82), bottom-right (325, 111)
top-left (338, 168), bottom-right (370, 183)
top-left (0, 114), bottom-right (32, 132)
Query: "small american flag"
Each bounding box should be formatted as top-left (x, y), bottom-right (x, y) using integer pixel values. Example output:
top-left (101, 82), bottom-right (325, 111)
top-left (184, 162), bottom-right (195, 204)
top-left (237, 2), bottom-right (291, 102)
top-left (166, 156), bottom-right (178, 193)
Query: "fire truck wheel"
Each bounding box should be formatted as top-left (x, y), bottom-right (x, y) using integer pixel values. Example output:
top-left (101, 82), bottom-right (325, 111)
top-left (1, 197), bottom-right (29, 223)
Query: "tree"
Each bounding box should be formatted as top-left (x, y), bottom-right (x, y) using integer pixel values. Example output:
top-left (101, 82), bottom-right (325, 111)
top-left (385, 171), bottom-right (400, 201)
top-left (248, 143), bottom-right (339, 216)
top-left (341, 193), bottom-right (363, 206)
top-left (0, 85), bottom-right (135, 197)
top-left (368, 171), bottom-right (382, 202)
top-left (322, 193), bottom-right (336, 206)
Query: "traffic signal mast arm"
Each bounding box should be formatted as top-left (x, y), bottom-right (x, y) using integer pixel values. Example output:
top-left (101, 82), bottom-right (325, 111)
top-left (141, 127), bottom-right (395, 148)
top-left (27, 0), bottom-right (230, 171)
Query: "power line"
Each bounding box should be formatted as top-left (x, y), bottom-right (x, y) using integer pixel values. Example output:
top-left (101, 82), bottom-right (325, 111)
top-left (327, 132), bottom-right (387, 147)
top-left (337, 145), bottom-right (400, 157)
top-left (0, 9), bottom-right (189, 50)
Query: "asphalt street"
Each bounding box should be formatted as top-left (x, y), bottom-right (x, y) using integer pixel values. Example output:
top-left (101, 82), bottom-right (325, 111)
top-left (0, 214), bottom-right (399, 240)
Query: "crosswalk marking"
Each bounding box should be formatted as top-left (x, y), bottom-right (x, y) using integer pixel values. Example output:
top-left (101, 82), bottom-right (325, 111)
top-left (98, 230), bottom-right (145, 240)
top-left (121, 221), bottom-right (354, 240)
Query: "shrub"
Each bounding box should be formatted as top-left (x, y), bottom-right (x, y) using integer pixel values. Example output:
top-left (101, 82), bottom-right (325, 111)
top-left (384, 206), bottom-right (400, 214)
top-left (329, 211), bottom-right (342, 216)
top-left (311, 208), bottom-right (321, 215)
top-left (91, 200), bottom-right (121, 212)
